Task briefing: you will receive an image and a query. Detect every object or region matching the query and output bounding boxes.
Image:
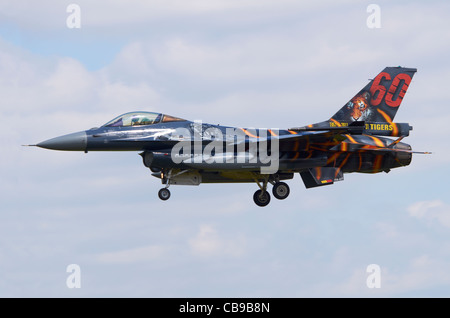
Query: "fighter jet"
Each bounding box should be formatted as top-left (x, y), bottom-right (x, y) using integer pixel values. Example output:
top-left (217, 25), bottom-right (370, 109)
top-left (31, 66), bottom-right (429, 207)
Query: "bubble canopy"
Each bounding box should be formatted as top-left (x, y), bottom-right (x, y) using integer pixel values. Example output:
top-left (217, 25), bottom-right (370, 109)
top-left (102, 112), bottom-right (186, 127)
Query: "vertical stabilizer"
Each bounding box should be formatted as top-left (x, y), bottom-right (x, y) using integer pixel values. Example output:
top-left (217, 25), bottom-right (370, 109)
top-left (331, 67), bottom-right (417, 123)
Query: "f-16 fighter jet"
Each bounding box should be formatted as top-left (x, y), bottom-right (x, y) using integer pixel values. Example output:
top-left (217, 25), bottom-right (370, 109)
top-left (31, 66), bottom-right (429, 206)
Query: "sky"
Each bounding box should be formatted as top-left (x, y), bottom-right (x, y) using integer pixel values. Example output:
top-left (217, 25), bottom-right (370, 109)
top-left (1, 0), bottom-right (450, 297)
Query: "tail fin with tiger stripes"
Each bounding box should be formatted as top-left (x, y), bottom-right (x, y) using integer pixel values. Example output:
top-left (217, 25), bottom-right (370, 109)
top-left (331, 66), bottom-right (417, 124)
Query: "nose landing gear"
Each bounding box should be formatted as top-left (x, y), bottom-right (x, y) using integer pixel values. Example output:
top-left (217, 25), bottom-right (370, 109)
top-left (158, 169), bottom-right (172, 201)
top-left (158, 188), bottom-right (171, 200)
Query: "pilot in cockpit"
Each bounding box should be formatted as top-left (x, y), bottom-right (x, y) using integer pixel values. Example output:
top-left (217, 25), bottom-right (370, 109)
top-left (131, 116), bottom-right (140, 126)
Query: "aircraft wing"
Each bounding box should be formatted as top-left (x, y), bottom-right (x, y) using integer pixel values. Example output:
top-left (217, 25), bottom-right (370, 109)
top-left (235, 128), bottom-right (352, 151)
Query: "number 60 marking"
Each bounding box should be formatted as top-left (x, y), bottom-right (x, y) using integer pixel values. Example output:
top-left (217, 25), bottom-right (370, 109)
top-left (369, 72), bottom-right (412, 107)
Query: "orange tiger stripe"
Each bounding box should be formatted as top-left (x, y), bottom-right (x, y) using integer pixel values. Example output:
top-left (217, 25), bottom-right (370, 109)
top-left (241, 128), bottom-right (259, 138)
top-left (329, 118), bottom-right (341, 127)
top-left (377, 109), bottom-right (399, 135)
top-left (373, 155), bottom-right (383, 172)
top-left (370, 136), bottom-right (385, 148)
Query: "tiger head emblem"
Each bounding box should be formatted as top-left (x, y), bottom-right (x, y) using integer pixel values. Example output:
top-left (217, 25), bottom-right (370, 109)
top-left (346, 91), bottom-right (371, 121)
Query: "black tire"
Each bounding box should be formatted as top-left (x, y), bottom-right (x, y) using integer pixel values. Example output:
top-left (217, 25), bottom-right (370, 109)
top-left (272, 182), bottom-right (290, 200)
top-left (158, 188), bottom-right (171, 201)
top-left (253, 190), bottom-right (271, 207)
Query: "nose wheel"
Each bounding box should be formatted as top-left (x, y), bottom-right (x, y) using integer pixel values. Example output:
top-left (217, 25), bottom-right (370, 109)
top-left (158, 169), bottom-right (174, 201)
top-left (158, 188), bottom-right (171, 200)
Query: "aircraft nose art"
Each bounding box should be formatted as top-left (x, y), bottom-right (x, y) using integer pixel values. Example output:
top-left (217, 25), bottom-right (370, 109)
top-left (37, 131), bottom-right (87, 151)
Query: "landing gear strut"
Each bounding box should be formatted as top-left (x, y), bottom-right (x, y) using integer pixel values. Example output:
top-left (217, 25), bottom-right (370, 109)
top-left (158, 169), bottom-right (172, 201)
top-left (252, 175), bottom-right (291, 206)
top-left (252, 175), bottom-right (271, 207)
top-left (157, 169), bottom-right (191, 201)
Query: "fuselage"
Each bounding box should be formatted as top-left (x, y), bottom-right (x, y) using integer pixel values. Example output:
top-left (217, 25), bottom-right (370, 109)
top-left (37, 117), bottom-right (412, 175)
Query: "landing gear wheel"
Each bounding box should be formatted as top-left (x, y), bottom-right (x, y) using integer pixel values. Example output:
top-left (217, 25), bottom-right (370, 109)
top-left (272, 182), bottom-right (290, 200)
top-left (158, 188), bottom-right (171, 201)
top-left (253, 190), bottom-right (271, 207)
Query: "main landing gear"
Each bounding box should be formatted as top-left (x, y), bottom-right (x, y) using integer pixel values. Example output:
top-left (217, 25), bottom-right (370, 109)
top-left (272, 182), bottom-right (290, 200)
top-left (252, 176), bottom-right (290, 207)
top-left (253, 189), bottom-right (271, 207)
top-left (156, 169), bottom-right (291, 207)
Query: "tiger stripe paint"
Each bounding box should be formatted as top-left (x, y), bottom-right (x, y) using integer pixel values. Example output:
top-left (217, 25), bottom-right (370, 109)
top-left (376, 108), bottom-right (393, 123)
top-left (291, 152), bottom-right (300, 161)
top-left (327, 152), bottom-right (341, 165)
top-left (338, 153), bottom-right (351, 173)
top-left (376, 108), bottom-right (400, 136)
top-left (358, 153), bottom-right (363, 171)
top-left (345, 134), bottom-right (357, 144)
top-left (314, 167), bottom-right (322, 180)
top-left (329, 118), bottom-right (342, 127)
top-left (373, 155), bottom-right (383, 172)
top-left (240, 128), bottom-right (259, 138)
top-left (370, 136), bottom-right (385, 148)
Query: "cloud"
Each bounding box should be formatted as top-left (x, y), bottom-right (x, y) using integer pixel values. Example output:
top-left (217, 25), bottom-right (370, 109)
top-left (0, 40), bottom-right (162, 136)
top-left (0, 0), bottom-right (354, 30)
top-left (374, 222), bottom-right (399, 239)
top-left (96, 245), bottom-right (166, 264)
top-left (188, 224), bottom-right (246, 257)
top-left (408, 200), bottom-right (450, 228)
top-left (149, 33), bottom-right (386, 83)
top-left (317, 253), bottom-right (450, 297)
top-left (381, 255), bottom-right (450, 296)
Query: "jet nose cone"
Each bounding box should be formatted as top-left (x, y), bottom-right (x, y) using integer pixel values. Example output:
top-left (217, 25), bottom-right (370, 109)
top-left (37, 131), bottom-right (87, 151)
